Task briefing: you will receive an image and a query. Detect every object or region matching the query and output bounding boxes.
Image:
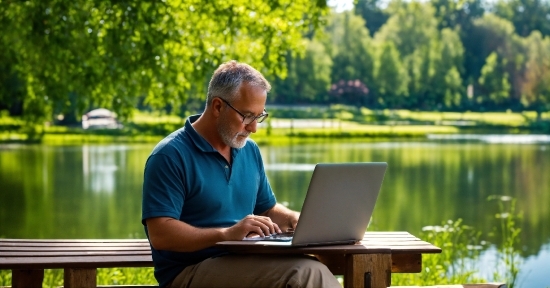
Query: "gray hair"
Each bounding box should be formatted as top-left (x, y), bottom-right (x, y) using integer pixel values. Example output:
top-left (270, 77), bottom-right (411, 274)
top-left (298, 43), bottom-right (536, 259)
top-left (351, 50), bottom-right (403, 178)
top-left (206, 60), bottom-right (271, 106)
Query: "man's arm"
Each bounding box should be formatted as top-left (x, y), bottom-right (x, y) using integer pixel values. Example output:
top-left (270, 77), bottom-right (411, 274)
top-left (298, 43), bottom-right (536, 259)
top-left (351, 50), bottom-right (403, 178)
top-left (260, 203), bottom-right (300, 232)
top-left (146, 215), bottom-right (282, 252)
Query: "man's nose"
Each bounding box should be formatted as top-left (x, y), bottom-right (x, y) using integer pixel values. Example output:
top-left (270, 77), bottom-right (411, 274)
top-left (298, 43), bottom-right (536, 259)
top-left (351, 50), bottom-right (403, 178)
top-left (245, 120), bottom-right (258, 133)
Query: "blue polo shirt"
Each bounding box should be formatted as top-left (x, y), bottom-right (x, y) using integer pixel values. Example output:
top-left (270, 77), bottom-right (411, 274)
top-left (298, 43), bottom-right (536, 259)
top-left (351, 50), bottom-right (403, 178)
top-left (141, 114), bottom-right (276, 288)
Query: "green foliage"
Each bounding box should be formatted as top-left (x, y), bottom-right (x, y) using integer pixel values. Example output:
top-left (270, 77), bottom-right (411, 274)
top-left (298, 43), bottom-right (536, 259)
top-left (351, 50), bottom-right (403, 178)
top-left (392, 197), bottom-right (524, 287)
top-left (488, 196), bottom-right (523, 288)
top-left (354, 0), bottom-right (389, 36)
top-left (521, 31), bottom-right (550, 119)
top-left (0, 0), bottom-right (327, 124)
top-left (377, 1), bottom-right (439, 58)
top-left (373, 41), bottom-right (408, 107)
top-left (392, 219), bottom-right (485, 285)
top-left (0, 270), bottom-right (11, 287)
top-left (3, 0), bottom-right (550, 122)
top-left (97, 267), bottom-right (156, 286)
top-left (271, 38), bottom-right (333, 104)
top-left (329, 11), bottom-right (374, 86)
top-left (478, 52), bottom-right (511, 106)
top-left (493, 0), bottom-right (550, 37)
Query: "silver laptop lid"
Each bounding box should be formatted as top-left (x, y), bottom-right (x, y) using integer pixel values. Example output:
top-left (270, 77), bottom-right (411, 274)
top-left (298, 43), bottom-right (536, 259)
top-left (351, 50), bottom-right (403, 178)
top-left (291, 162), bottom-right (387, 246)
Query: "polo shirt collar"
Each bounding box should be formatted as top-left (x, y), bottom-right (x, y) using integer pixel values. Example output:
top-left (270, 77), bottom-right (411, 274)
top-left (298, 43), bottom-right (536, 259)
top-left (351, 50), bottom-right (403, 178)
top-left (185, 114), bottom-right (241, 157)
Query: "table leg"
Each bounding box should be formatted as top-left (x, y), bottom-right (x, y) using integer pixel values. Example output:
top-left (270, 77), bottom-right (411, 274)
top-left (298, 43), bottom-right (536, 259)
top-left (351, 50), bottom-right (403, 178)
top-left (12, 269), bottom-right (44, 288)
top-left (64, 268), bottom-right (96, 288)
top-left (344, 254), bottom-right (391, 288)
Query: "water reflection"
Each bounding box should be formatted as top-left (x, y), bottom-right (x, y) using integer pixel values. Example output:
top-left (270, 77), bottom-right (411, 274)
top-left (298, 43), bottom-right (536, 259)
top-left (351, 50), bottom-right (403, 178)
top-left (0, 141), bottom-right (549, 287)
top-left (82, 145), bottom-right (127, 193)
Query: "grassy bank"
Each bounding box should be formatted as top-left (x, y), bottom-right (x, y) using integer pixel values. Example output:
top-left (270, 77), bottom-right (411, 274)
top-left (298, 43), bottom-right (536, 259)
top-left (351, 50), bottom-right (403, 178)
top-left (1, 107), bottom-right (549, 144)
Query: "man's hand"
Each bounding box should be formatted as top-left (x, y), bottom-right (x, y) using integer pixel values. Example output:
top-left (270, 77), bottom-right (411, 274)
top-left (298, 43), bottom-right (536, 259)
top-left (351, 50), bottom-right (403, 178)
top-left (224, 215), bottom-right (283, 240)
top-left (147, 215), bottom-right (283, 252)
top-left (260, 203), bottom-right (300, 233)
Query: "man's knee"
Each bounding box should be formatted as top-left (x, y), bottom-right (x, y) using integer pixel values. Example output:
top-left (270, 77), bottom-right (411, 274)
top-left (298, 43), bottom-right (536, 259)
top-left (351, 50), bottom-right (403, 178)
top-left (285, 257), bottom-right (340, 288)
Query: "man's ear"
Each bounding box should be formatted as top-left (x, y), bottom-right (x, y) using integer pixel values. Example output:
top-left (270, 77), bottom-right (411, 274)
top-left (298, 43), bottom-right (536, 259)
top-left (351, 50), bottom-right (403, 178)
top-left (211, 98), bottom-right (224, 118)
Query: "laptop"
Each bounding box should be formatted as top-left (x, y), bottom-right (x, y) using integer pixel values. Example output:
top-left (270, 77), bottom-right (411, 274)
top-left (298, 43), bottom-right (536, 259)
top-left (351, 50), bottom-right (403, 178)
top-left (244, 162), bottom-right (387, 246)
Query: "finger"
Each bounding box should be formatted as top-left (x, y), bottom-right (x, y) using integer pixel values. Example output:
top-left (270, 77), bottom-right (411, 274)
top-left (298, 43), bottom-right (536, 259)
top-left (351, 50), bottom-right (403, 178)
top-left (249, 223), bottom-right (269, 237)
top-left (242, 217), bottom-right (269, 236)
top-left (248, 216), bottom-right (277, 235)
top-left (272, 222), bottom-right (282, 234)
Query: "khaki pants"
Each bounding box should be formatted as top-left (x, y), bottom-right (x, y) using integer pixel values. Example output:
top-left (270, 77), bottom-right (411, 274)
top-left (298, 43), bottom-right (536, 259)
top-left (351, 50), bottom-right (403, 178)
top-left (168, 254), bottom-right (341, 288)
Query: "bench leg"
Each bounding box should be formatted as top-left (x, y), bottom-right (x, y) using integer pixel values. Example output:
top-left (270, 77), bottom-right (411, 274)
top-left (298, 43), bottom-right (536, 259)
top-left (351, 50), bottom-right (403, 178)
top-left (344, 254), bottom-right (392, 288)
top-left (64, 268), bottom-right (96, 288)
top-left (12, 269), bottom-right (44, 288)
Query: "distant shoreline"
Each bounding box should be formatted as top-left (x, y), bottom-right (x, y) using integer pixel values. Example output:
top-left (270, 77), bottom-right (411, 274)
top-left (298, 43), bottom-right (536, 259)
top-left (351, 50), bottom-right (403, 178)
top-left (2, 108), bottom-right (549, 144)
top-left (1, 123), bottom-right (548, 145)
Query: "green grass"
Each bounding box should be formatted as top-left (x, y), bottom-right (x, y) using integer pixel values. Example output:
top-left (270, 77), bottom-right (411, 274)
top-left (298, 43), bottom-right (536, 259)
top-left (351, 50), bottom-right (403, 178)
top-left (1, 108), bottom-right (549, 144)
top-left (388, 109), bottom-right (543, 127)
top-left (391, 219), bottom-right (486, 286)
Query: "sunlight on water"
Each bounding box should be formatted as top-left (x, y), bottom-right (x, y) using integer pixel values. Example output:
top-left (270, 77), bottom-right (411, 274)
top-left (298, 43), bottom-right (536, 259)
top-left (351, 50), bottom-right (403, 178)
top-left (427, 134), bottom-right (550, 143)
top-left (264, 163), bottom-right (316, 171)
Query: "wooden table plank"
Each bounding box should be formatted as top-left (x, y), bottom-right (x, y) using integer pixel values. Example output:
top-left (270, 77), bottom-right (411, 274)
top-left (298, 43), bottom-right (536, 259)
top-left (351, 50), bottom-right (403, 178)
top-left (0, 247), bottom-right (152, 252)
top-left (1, 251), bottom-right (152, 257)
top-left (0, 255), bottom-right (153, 269)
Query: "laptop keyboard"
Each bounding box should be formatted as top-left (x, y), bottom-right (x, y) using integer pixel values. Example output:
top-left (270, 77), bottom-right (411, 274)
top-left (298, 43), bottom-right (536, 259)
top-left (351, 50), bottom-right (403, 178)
top-left (244, 232), bottom-right (294, 241)
top-left (262, 232), bottom-right (294, 241)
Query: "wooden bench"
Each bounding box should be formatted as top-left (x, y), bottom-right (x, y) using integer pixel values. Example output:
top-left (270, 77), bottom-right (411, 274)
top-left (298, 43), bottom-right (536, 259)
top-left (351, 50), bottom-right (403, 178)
top-left (1, 232), bottom-right (445, 288)
top-left (0, 239), bottom-right (154, 288)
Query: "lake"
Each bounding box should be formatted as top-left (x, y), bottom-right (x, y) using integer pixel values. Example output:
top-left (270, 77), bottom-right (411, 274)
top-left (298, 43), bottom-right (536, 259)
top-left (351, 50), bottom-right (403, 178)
top-left (0, 136), bottom-right (548, 287)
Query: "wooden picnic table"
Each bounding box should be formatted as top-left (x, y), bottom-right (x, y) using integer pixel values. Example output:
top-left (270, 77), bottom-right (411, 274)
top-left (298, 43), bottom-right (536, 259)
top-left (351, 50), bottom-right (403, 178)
top-left (0, 231), bottom-right (440, 288)
top-left (217, 231), bottom-right (441, 288)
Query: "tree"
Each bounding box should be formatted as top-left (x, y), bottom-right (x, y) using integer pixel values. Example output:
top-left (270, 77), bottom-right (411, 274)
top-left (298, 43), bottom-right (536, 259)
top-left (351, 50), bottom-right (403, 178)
top-left (477, 52), bottom-right (511, 108)
top-left (493, 0), bottom-right (550, 37)
top-left (375, 1), bottom-right (439, 57)
top-left (271, 38), bottom-right (333, 104)
top-left (0, 0), bottom-right (327, 126)
top-left (520, 32), bottom-right (550, 119)
top-left (472, 15), bottom-right (527, 104)
top-left (326, 11), bottom-right (375, 105)
top-left (430, 0), bottom-right (485, 85)
top-left (432, 28), bottom-right (465, 109)
top-left (374, 1), bottom-right (464, 110)
top-left (354, 0), bottom-right (389, 36)
top-left (373, 41), bottom-right (408, 107)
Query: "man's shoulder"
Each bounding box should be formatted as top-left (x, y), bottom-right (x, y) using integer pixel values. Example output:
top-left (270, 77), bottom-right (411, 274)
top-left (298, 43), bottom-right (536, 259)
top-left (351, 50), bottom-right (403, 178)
top-left (150, 127), bottom-right (192, 156)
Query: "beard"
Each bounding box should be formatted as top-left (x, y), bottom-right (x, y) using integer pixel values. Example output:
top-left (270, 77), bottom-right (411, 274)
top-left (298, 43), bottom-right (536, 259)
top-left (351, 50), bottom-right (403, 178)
top-left (217, 117), bottom-right (250, 148)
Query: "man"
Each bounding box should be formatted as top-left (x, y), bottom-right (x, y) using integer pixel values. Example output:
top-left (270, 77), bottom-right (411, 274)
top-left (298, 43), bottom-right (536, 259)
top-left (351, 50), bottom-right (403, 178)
top-left (142, 60), bottom-right (341, 288)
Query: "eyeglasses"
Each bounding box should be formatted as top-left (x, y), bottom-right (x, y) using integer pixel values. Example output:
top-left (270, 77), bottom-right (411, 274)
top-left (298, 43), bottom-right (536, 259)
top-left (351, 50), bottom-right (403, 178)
top-left (219, 98), bottom-right (269, 125)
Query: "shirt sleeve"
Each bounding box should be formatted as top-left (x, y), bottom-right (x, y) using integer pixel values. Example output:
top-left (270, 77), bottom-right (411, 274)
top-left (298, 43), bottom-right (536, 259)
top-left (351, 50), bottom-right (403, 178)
top-left (141, 153), bottom-right (185, 225)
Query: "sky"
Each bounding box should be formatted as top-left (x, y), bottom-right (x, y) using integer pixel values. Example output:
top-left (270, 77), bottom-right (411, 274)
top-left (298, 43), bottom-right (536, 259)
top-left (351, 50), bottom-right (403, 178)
top-left (327, 0), bottom-right (355, 12)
